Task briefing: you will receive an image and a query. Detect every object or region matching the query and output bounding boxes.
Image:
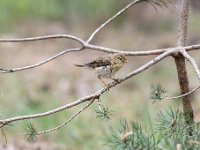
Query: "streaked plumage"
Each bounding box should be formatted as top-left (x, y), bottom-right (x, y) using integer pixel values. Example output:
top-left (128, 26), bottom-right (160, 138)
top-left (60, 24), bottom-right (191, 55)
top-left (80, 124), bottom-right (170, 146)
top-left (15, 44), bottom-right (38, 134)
top-left (75, 53), bottom-right (127, 86)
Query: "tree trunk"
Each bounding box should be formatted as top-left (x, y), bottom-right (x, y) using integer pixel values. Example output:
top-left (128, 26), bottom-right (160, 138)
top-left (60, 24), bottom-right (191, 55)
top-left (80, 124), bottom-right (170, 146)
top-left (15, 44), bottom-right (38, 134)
top-left (174, 0), bottom-right (194, 124)
top-left (174, 55), bottom-right (194, 124)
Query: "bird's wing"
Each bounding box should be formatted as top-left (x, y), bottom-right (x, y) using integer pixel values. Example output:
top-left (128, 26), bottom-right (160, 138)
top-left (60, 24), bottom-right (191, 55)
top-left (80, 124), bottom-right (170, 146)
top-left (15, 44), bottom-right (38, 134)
top-left (85, 56), bottom-right (111, 68)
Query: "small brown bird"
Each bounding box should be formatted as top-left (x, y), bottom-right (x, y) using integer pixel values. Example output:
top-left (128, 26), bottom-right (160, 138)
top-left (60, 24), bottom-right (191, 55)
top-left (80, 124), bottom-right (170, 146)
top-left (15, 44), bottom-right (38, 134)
top-left (75, 53), bottom-right (128, 86)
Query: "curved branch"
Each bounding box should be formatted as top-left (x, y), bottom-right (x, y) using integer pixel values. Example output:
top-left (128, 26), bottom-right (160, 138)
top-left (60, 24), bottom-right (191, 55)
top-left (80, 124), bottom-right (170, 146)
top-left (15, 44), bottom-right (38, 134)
top-left (1, 43), bottom-right (200, 73)
top-left (0, 34), bottom-right (85, 45)
top-left (36, 99), bottom-right (95, 135)
top-left (181, 50), bottom-right (200, 80)
top-left (172, 84), bottom-right (200, 99)
top-left (85, 43), bottom-right (166, 56)
top-left (171, 50), bottom-right (200, 100)
top-left (85, 43), bottom-right (200, 56)
top-left (0, 93), bottom-right (99, 128)
top-left (0, 47), bottom-right (82, 73)
top-left (86, 0), bottom-right (143, 43)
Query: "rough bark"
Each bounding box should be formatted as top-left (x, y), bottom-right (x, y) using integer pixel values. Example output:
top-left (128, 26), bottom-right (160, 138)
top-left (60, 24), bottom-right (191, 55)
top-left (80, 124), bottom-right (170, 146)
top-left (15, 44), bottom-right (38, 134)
top-left (174, 55), bottom-right (194, 124)
top-left (174, 0), bottom-right (194, 124)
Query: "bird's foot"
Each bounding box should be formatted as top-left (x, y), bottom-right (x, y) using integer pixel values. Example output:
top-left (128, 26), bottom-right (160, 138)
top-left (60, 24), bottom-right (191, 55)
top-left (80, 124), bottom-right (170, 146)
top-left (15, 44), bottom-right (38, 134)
top-left (104, 85), bottom-right (110, 91)
top-left (111, 77), bottom-right (120, 83)
top-left (98, 77), bottom-right (110, 91)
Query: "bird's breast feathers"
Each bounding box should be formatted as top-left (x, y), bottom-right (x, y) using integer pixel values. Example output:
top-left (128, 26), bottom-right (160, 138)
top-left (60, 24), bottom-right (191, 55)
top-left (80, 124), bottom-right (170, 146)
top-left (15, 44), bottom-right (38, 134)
top-left (94, 65), bottom-right (113, 78)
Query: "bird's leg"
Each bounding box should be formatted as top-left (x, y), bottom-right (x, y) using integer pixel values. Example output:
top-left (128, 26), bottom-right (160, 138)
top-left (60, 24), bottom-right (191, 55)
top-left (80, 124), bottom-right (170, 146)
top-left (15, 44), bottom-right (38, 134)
top-left (111, 77), bottom-right (120, 83)
top-left (98, 76), bottom-right (109, 88)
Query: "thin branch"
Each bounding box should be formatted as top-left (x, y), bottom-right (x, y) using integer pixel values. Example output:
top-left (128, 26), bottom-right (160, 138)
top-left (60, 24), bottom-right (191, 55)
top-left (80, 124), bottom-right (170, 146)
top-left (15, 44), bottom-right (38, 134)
top-left (86, 0), bottom-right (143, 43)
top-left (85, 43), bottom-right (166, 56)
top-left (0, 92), bottom-right (99, 128)
top-left (0, 34), bottom-right (85, 45)
top-left (87, 0), bottom-right (169, 43)
top-left (36, 100), bottom-right (95, 135)
top-left (186, 44), bottom-right (200, 52)
top-left (0, 47), bottom-right (82, 73)
top-left (1, 42), bottom-right (200, 73)
top-left (122, 50), bottom-right (173, 81)
top-left (0, 34), bottom-right (199, 57)
top-left (181, 50), bottom-right (200, 80)
top-left (85, 43), bottom-right (200, 56)
top-left (172, 84), bottom-right (200, 99)
top-left (170, 50), bottom-right (200, 99)
top-left (0, 50), bottom-right (173, 127)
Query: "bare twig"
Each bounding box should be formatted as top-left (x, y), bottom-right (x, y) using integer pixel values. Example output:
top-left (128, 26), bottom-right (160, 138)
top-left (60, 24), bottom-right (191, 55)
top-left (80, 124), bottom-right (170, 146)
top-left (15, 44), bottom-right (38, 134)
top-left (0, 47), bottom-right (82, 73)
top-left (85, 43), bottom-right (166, 56)
top-left (0, 34), bottom-right (85, 45)
top-left (36, 100), bottom-right (95, 135)
top-left (97, 99), bottom-right (103, 112)
top-left (0, 34), bottom-right (199, 57)
top-left (185, 44), bottom-right (200, 52)
top-left (181, 50), bottom-right (200, 80)
top-left (121, 50), bottom-right (173, 81)
top-left (172, 84), bottom-right (200, 99)
top-left (0, 92), bottom-right (99, 128)
top-left (87, 0), bottom-right (143, 43)
top-left (171, 48), bottom-right (200, 100)
top-left (1, 42), bottom-right (199, 73)
top-left (87, 0), bottom-right (170, 43)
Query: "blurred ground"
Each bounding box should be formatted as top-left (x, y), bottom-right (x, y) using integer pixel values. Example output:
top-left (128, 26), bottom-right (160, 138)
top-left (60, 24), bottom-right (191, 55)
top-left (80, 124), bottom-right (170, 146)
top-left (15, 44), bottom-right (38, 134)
top-left (0, 1), bottom-right (200, 150)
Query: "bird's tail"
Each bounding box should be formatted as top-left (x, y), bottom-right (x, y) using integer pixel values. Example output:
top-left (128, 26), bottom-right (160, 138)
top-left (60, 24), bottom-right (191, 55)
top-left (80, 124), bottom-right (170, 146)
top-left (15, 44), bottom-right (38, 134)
top-left (74, 64), bottom-right (85, 67)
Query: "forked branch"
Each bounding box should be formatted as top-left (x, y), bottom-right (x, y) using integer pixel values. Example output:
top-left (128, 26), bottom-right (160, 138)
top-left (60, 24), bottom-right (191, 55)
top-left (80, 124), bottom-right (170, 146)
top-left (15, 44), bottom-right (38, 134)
top-left (0, 39), bottom-right (199, 73)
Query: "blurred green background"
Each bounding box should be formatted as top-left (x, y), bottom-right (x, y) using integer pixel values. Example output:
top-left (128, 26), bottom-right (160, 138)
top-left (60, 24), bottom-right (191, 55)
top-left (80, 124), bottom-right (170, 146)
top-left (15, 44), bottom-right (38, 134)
top-left (0, 0), bottom-right (200, 149)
